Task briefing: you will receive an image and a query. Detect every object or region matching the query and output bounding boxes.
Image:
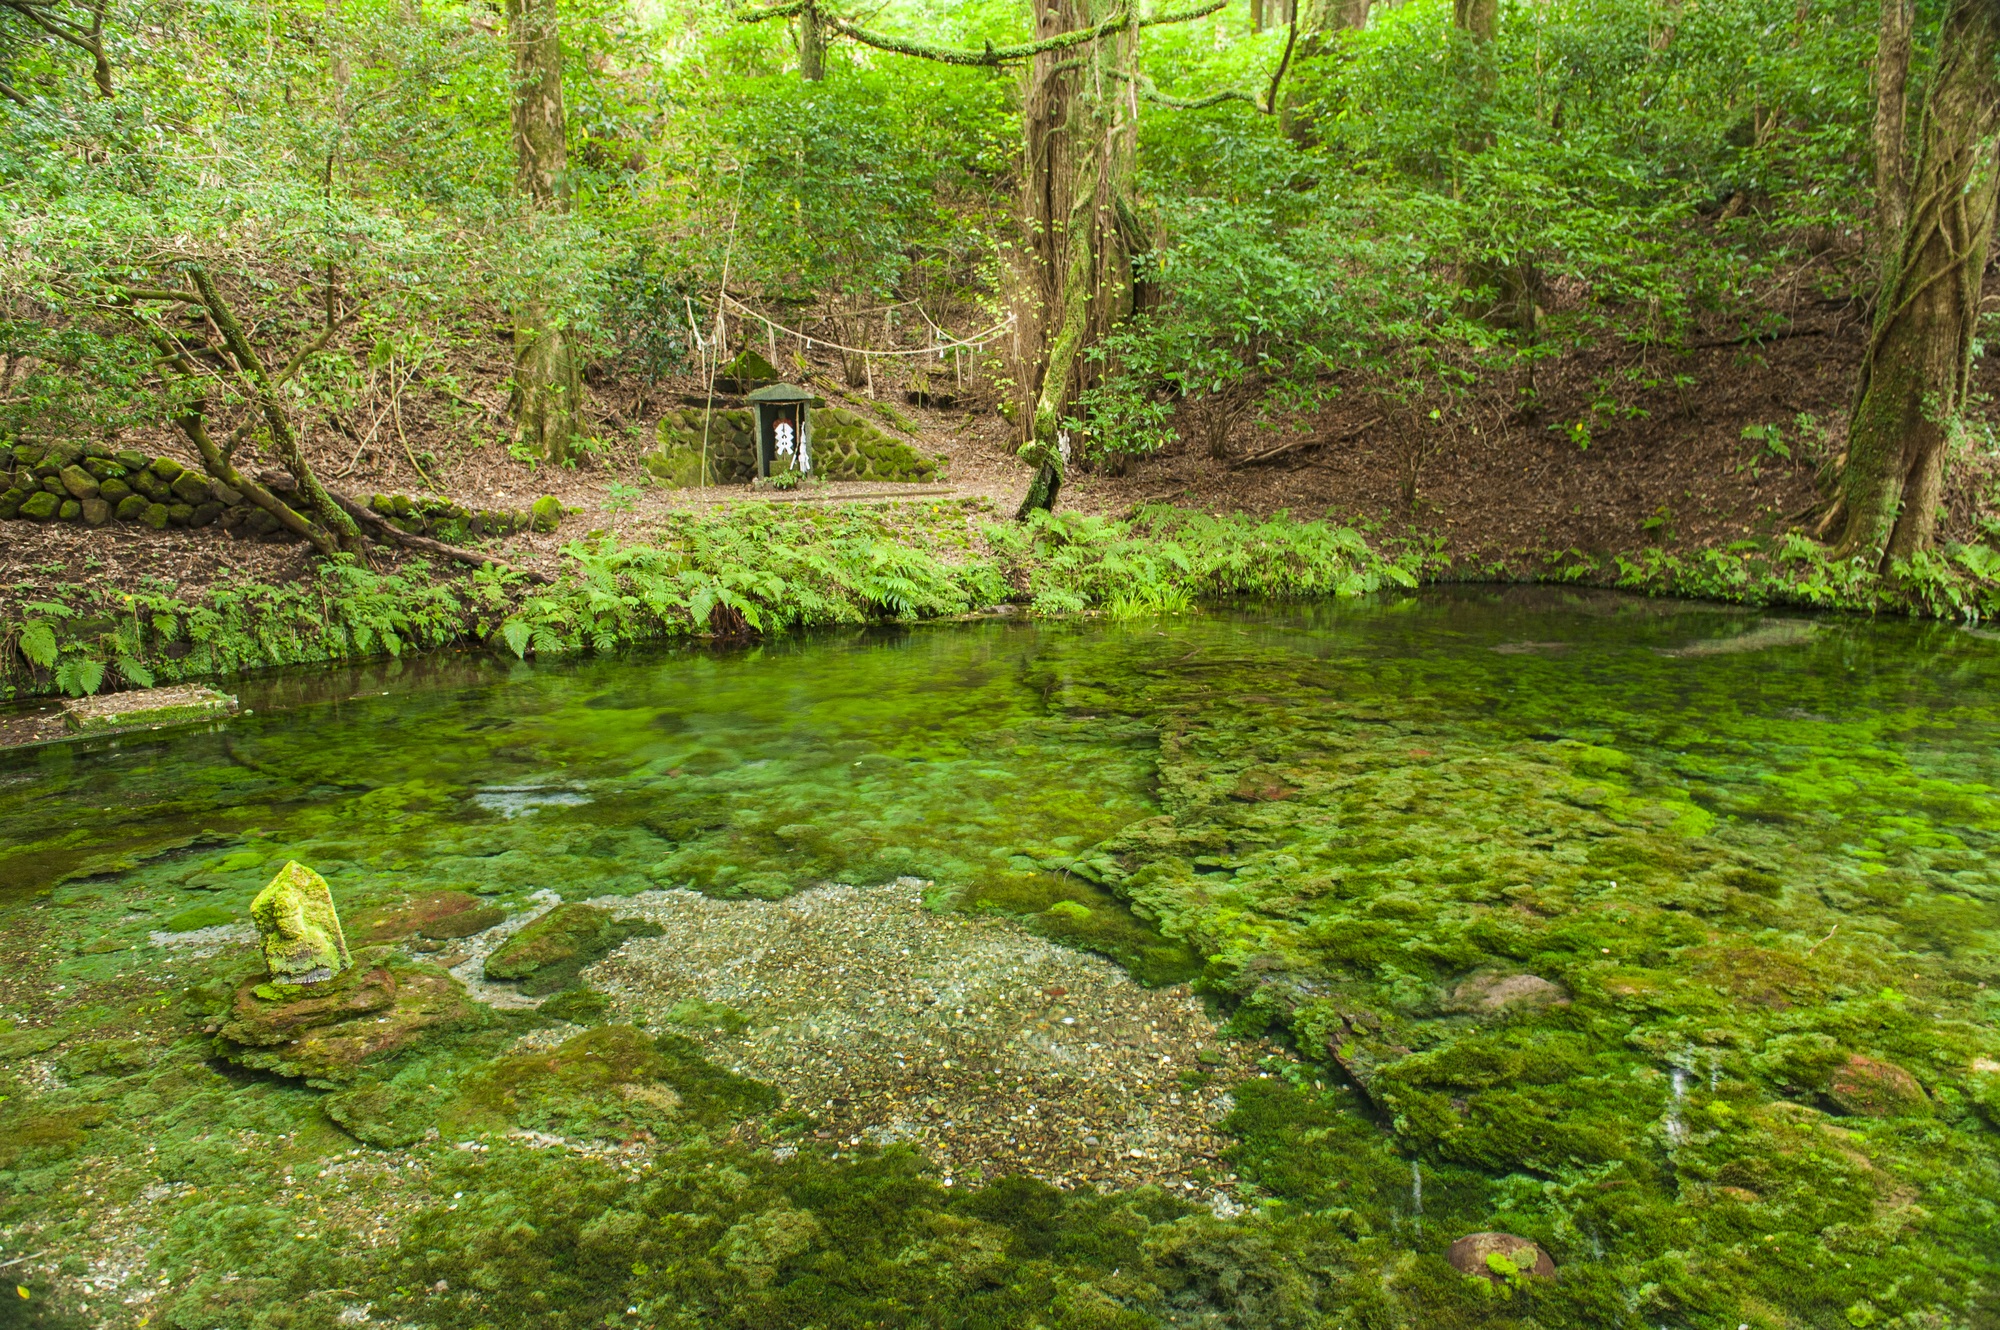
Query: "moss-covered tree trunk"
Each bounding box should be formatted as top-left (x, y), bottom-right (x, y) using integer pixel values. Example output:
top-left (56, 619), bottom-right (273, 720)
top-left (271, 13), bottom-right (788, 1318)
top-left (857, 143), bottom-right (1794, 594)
top-left (1452, 0), bottom-right (1495, 42)
top-left (1015, 0), bottom-right (1140, 518)
top-left (1837, 0), bottom-right (2000, 564)
top-left (799, 0), bottom-right (825, 80)
top-left (510, 300), bottom-right (583, 465)
top-left (504, 0), bottom-right (580, 465)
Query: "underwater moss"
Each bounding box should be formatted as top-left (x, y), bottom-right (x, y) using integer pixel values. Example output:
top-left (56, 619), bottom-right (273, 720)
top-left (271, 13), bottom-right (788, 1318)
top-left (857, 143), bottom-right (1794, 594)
top-left (3, 592), bottom-right (2000, 1329)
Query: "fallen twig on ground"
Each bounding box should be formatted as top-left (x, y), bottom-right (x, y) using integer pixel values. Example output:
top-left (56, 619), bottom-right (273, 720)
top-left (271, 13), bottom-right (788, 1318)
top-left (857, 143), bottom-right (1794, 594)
top-left (1231, 416), bottom-right (1383, 470)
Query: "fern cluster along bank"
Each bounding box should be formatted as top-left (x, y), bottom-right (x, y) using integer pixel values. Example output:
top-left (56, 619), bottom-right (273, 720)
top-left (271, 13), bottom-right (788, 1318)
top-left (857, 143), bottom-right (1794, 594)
top-left (6, 503), bottom-right (1996, 705)
top-left (0, 502), bottom-right (1427, 703)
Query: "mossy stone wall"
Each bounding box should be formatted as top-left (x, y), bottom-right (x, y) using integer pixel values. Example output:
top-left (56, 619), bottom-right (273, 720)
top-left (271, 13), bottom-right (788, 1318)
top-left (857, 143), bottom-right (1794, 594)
top-left (644, 405), bottom-right (940, 488)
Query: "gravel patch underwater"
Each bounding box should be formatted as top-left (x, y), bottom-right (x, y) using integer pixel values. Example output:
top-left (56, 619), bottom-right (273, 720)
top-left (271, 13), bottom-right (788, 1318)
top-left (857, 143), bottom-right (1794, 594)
top-left (585, 878), bottom-right (1270, 1195)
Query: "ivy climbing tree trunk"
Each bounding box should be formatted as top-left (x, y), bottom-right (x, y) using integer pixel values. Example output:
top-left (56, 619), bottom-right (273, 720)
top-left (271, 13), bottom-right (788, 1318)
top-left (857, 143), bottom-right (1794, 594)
top-left (505, 0), bottom-right (581, 464)
top-left (1016, 0), bottom-right (1141, 517)
top-left (1836, 0), bottom-right (2000, 565)
top-left (1452, 0), bottom-right (1494, 45)
top-left (1873, 0), bottom-right (1914, 253)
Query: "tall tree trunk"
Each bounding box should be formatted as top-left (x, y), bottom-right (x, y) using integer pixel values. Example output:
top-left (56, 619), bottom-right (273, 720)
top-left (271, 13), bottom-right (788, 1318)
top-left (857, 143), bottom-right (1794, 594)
top-left (1453, 0), bottom-right (1528, 327)
top-left (1837, 0), bottom-right (2000, 564)
top-left (800, 0), bottom-right (825, 80)
top-left (1873, 0), bottom-right (1914, 252)
top-left (1282, 0), bottom-right (1368, 143)
top-left (510, 300), bottom-right (584, 465)
top-left (504, 0), bottom-right (580, 464)
top-left (1015, 0), bottom-right (1140, 518)
top-left (1453, 0), bottom-right (1495, 43)
top-left (506, 0), bottom-right (566, 205)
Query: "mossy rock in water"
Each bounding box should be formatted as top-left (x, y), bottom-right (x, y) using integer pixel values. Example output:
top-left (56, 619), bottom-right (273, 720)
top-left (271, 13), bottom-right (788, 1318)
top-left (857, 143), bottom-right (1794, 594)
top-left (56, 1038), bottom-right (151, 1079)
top-left (63, 683), bottom-right (238, 734)
top-left (212, 961), bottom-right (473, 1086)
top-left (251, 860), bottom-right (352, 982)
top-left (432, 1023), bottom-right (771, 1139)
top-left (220, 963), bottom-right (397, 1047)
top-left (0, 1025), bottom-right (68, 1059)
top-left (484, 903), bottom-right (664, 995)
top-left (162, 903), bottom-right (237, 933)
top-left (540, 987), bottom-right (612, 1024)
top-left (1827, 1053), bottom-right (1930, 1117)
top-left (354, 890), bottom-right (504, 943)
top-left (324, 1080), bottom-right (442, 1148)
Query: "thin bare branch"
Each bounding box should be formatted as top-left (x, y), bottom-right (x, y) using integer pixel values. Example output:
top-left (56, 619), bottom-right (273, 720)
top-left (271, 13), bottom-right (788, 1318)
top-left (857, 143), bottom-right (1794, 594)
top-left (736, 0), bottom-right (1224, 66)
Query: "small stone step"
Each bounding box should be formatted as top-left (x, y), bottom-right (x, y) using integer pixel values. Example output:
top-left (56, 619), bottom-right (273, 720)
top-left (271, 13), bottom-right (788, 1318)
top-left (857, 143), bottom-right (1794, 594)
top-left (62, 684), bottom-right (239, 734)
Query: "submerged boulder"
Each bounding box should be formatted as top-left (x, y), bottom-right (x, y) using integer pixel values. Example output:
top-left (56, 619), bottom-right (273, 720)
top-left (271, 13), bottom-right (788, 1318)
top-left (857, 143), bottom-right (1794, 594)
top-left (1827, 1054), bottom-right (1930, 1118)
top-left (484, 903), bottom-right (663, 995)
top-left (1449, 971), bottom-right (1569, 1013)
top-left (1447, 1232), bottom-right (1556, 1283)
top-left (251, 861), bottom-right (352, 983)
top-left (211, 959), bottom-right (473, 1086)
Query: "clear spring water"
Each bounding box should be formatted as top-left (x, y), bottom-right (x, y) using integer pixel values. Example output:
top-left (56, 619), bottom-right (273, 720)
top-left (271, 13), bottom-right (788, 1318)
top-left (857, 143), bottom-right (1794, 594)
top-left (3, 585), bottom-right (1999, 1329)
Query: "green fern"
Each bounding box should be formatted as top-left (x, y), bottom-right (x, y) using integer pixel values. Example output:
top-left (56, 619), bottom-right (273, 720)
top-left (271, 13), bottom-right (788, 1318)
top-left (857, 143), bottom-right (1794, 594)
top-left (17, 621), bottom-right (57, 669)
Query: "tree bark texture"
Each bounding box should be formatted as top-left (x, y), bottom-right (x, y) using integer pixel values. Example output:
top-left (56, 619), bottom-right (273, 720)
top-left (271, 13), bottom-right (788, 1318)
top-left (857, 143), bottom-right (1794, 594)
top-left (799, 0), bottom-right (825, 79)
top-left (510, 301), bottom-right (583, 465)
top-left (1, 0), bottom-right (114, 96)
top-left (1838, 0), bottom-right (2000, 564)
top-left (505, 0), bottom-right (567, 205)
top-left (1873, 0), bottom-right (1914, 251)
top-left (1015, 0), bottom-right (1141, 517)
top-left (1452, 0), bottom-right (1495, 43)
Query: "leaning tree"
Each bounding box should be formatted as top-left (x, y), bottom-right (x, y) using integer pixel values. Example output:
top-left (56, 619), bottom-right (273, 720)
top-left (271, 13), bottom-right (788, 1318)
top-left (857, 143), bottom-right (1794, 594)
top-left (739, 0), bottom-right (1297, 517)
top-left (1834, 0), bottom-right (2000, 565)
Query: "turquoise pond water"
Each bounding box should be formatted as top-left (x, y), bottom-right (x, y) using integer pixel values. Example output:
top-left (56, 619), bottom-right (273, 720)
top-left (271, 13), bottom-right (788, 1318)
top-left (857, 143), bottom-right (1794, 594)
top-left (4, 586), bottom-right (2000, 1330)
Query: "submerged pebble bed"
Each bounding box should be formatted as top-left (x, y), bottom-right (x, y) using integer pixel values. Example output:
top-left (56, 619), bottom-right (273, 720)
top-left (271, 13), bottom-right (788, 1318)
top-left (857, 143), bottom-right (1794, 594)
top-left (591, 879), bottom-right (1265, 1193)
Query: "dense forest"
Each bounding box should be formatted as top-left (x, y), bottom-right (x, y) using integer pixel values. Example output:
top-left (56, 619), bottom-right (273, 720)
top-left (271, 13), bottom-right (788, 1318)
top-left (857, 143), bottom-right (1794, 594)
top-left (5, 4), bottom-right (2000, 1330)
top-left (2, 0), bottom-right (2000, 694)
